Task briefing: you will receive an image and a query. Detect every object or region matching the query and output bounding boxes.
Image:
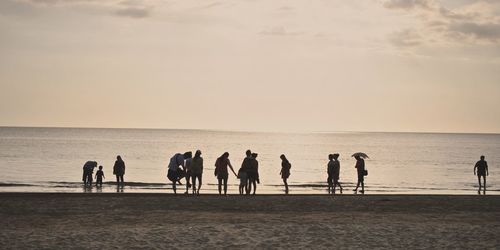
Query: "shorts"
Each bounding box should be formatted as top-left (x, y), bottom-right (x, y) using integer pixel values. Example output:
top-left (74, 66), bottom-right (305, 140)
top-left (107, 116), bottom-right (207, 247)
top-left (167, 169), bottom-right (178, 182)
top-left (357, 174), bottom-right (364, 182)
top-left (477, 171), bottom-right (486, 177)
top-left (239, 172), bottom-right (248, 186)
top-left (217, 172), bottom-right (228, 180)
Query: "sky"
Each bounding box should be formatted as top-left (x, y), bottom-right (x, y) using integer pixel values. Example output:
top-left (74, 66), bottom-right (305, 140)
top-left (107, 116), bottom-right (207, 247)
top-left (1, 0), bottom-right (499, 133)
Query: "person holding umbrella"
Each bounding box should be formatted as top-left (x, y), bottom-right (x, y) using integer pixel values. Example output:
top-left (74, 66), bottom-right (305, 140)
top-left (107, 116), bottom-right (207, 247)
top-left (352, 152), bottom-right (368, 194)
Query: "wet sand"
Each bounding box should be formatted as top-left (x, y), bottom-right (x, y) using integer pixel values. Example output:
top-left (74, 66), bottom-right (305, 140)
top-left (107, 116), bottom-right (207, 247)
top-left (1, 193), bottom-right (499, 249)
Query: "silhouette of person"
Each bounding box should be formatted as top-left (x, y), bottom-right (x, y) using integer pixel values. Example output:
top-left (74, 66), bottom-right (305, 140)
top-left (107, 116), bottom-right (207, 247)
top-left (280, 154), bottom-right (291, 194)
top-left (82, 161), bottom-right (97, 186)
top-left (332, 154), bottom-right (343, 194)
top-left (113, 155), bottom-right (125, 185)
top-left (241, 150), bottom-right (253, 194)
top-left (353, 155), bottom-right (365, 194)
top-left (191, 150), bottom-right (203, 195)
top-left (474, 155), bottom-right (489, 194)
top-left (113, 155), bottom-right (125, 186)
top-left (168, 152), bottom-right (190, 194)
top-left (237, 165), bottom-right (247, 195)
top-left (247, 153), bottom-right (260, 195)
top-left (184, 151), bottom-right (193, 194)
top-left (95, 165), bottom-right (105, 187)
top-left (327, 154), bottom-right (334, 194)
top-left (214, 152), bottom-right (237, 195)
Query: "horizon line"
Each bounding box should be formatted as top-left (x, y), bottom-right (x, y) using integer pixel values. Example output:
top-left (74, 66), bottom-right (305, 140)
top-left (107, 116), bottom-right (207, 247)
top-left (0, 125), bottom-right (499, 135)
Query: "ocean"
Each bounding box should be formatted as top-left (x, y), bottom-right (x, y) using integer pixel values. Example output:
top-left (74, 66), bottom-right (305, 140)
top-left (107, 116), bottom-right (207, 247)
top-left (0, 127), bottom-right (498, 194)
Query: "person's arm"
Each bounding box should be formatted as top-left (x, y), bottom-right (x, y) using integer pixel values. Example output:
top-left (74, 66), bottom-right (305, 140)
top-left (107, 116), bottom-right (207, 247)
top-left (228, 159), bottom-right (237, 177)
top-left (474, 162), bottom-right (478, 176)
top-left (486, 162), bottom-right (489, 176)
top-left (103, 172), bottom-right (105, 179)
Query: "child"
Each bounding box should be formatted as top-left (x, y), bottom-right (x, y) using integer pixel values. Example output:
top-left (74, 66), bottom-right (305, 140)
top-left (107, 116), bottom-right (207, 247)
top-left (95, 166), bottom-right (105, 187)
top-left (237, 167), bottom-right (247, 195)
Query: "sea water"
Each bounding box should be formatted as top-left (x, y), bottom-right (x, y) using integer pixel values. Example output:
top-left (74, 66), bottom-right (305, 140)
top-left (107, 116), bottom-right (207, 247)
top-left (0, 127), bottom-right (498, 194)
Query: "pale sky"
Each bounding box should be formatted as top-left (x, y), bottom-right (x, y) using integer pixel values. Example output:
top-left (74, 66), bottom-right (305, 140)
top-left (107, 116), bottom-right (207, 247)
top-left (1, 0), bottom-right (499, 133)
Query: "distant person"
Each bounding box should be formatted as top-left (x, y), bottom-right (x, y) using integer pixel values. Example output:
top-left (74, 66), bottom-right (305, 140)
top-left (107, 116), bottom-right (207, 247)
top-left (113, 155), bottom-right (126, 186)
top-left (168, 152), bottom-right (190, 194)
top-left (214, 152), bottom-right (237, 195)
top-left (184, 151), bottom-right (193, 194)
top-left (353, 155), bottom-right (366, 194)
top-left (95, 165), bottom-right (105, 187)
top-left (327, 154), bottom-right (334, 194)
top-left (241, 150), bottom-right (253, 194)
top-left (248, 153), bottom-right (260, 195)
top-left (82, 161), bottom-right (97, 186)
top-left (191, 150), bottom-right (203, 195)
top-left (474, 155), bottom-right (489, 194)
top-left (280, 154), bottom-right (291, 194)
top-left (332, 154), bottom-right (343, 194)
top-left (237, 165), bottom-right (248, 195)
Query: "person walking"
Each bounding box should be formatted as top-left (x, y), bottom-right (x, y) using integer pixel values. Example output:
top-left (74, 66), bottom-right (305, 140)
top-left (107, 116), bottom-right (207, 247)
top-left (214, 152), bottom-right (237, 195)
top-left (353, 155), bottom-right (366, 194)
top-left (280, 154), bottom-right (291, 194)
top-left (191, 150), bottom-right (203, 195)
top-left (113, 155), bottom-right (126, 186)
top-left (327, 154), bottom-right (334, 194)
top-left (331, 153), bottom-right (343, 194)
top-left (474, 155), bottom-right (489, 194)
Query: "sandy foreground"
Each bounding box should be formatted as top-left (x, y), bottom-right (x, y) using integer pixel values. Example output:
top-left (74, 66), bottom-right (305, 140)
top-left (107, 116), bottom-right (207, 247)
top-left (1, 193), bottom-right (499, 249)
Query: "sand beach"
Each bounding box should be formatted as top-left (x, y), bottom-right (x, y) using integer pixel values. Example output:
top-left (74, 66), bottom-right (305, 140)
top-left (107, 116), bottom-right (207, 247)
top-left (1, 193), bottom-right (499, 249)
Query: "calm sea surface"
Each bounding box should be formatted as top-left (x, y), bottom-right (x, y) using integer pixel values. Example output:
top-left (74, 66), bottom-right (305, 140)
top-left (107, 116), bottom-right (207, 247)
top-left (0, 127), bottom-right (498, 194)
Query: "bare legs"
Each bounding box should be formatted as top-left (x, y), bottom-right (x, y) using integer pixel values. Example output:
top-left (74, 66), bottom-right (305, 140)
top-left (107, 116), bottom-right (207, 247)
top-left (218, 178), bottom-right (227, 195)
top-left (192, 175), bottom-right (202, 195)
top-left (353, 178), bottom-right (364, 194)
top-left (333, 180), bottom-right (343, 194)
top-left (246, 178), bottom-right (256, 195)
top-left (283, 178), bottom-right (289, 194)
top-left (478, 175), bottom-right (487, 194)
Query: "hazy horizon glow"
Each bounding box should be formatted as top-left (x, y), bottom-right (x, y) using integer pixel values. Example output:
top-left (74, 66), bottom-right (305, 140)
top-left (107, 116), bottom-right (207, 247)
top-left (1, 0), bottom-right (499, 133)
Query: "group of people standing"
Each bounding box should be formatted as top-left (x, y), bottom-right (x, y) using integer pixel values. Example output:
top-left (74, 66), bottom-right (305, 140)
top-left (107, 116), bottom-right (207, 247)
top-left (81, 153), bottom-right (490, 195)
top-left (166, 149), bottom-right (263, 195)
top-left (81, 155), bottom-right (126, 187)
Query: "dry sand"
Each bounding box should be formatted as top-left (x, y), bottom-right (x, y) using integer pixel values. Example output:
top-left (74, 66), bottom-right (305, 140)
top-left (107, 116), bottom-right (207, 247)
top-left (1, 193), bottom-right (499, 249)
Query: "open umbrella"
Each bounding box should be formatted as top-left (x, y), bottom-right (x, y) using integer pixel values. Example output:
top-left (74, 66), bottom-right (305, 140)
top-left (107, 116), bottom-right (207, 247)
top-left (351, 152), bottom-right (369, 159)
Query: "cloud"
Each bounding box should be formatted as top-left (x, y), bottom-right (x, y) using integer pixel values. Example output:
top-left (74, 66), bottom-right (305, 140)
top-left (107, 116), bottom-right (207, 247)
top-left (383, 0), bottom-right (500, 47)
top-left (383, 0), bottom-right (433, 10)
top-left (389, 29), bottom-right (422, 47)
top-left (14, 0), bottom-right (154, 19)
top-left (449, 22), bottom-right (500, 41)
top-left (114, 7), bottom-right (151, 18)
top-left (259, 26), bottom-right (303, 36)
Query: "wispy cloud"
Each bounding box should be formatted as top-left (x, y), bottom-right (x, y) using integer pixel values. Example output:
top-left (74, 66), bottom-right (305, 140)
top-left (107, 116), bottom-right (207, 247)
top-left (259, 26), bottom-right (303, 36)
top-left (14, 0), bottom-right (154, 19)
top-left (383, 0), bottom-right (500, 47)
